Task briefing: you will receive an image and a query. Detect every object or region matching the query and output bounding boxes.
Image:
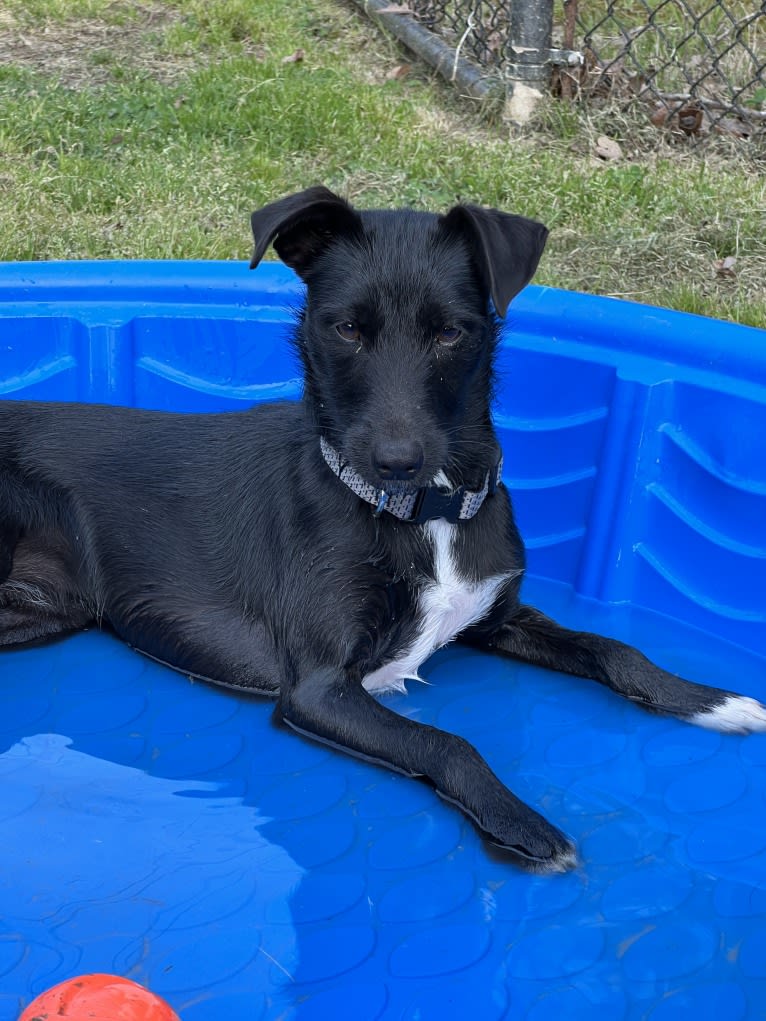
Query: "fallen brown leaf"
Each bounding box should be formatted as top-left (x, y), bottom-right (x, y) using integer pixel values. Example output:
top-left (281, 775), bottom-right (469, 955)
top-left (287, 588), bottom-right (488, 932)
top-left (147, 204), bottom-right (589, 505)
top-left (595, 135), bottom-right (622, 161)
top-left (486, 30), bottom-right (503, 55)
top-left (713, 117), bottom-right (749, 139)
top-left (650, 104), bottom-right (670, 127)
top-left (677, 103), bottom-right (703, 135)
top-left (713, 256), bottom-right (737, 278)
top-left (385, 64), bottom-right (411, 80)
top-left (281, 48), bottom-right (305, 64)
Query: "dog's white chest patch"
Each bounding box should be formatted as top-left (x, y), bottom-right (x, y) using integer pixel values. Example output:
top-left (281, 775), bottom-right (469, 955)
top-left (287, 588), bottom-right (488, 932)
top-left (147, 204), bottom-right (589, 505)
top-left (362, 519), bottom-right (511, 695)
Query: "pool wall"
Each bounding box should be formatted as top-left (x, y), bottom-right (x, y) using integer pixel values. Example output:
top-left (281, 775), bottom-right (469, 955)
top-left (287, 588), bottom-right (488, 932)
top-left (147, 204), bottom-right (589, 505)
top-left (2, 260), bottom-right (763, 657)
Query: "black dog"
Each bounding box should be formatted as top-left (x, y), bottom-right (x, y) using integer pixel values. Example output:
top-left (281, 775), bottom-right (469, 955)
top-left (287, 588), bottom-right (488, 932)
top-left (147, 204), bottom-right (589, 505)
top-left (1, 186), bottom-right (764, 872)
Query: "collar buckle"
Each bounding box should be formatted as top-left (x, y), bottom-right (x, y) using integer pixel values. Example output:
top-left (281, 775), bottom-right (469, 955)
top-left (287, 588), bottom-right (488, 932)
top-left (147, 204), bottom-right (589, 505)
top-left (409, 485), bottom-right (464, 525)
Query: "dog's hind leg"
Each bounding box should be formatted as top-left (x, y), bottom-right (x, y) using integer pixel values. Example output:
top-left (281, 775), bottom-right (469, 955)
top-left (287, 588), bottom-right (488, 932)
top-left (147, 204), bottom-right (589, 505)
top-left (0, 600), bottom-right (92, 648)
top-left (279, 666), bottom-right (577, 872)
top-left (465, 604), bottom-right (766, 734)
top-left (108, 606), bottom-right (281, 697)
top-left (0, 530), bottom-right (93, 648)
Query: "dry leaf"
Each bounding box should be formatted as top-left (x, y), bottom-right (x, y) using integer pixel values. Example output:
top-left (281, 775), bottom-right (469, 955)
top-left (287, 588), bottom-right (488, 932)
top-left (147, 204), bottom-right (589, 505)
top-left (595, 135), bottom-right (622, 161)
top-left (583, 48), bottom-right (599, 72)
top-left (281, 48), bottom-right (305, 64)
top-left (677, 104), bottom-right (703, 135)
top-left (486, 31), bottom-right (503, 56)
top-left (714, 256), bottom-right (737, 278)
top-left (385, 64), bottom-right (411, 80)
top-left (713, 117), bottom-right (749, 139)
top-left (650, 103), bottom-right (670, 127)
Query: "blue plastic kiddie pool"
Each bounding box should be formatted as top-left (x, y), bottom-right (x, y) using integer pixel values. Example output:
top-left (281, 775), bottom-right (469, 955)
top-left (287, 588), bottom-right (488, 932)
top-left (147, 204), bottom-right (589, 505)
top-left (1, 262), bottom-right (765, 1020)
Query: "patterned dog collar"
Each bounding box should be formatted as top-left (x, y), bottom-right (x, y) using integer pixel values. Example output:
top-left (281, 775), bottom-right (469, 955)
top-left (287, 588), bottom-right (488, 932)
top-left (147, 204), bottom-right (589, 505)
top-left (319, 437), bottom-right (502, 524)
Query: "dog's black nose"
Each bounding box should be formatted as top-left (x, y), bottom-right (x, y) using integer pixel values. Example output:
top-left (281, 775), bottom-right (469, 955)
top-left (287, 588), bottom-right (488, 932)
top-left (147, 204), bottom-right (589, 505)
top-left (373, 440), bottom-right (424, 481)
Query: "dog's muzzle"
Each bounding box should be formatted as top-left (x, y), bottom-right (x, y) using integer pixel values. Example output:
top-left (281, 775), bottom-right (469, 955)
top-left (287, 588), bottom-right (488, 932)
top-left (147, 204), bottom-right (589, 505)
top-left (319, 437), bottom-right (502, 524)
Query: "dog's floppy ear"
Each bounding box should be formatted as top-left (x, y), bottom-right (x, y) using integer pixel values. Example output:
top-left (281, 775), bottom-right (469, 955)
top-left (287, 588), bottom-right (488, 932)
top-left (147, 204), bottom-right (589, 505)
top-left (250, 186), bottom-right (362, 279)
top-left (441, 203), bottom-right (548, 317)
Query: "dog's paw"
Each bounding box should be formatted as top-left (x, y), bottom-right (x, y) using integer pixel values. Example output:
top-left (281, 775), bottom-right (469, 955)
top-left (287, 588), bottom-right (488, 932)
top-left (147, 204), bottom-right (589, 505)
top-left (489, 818), bottom-right (579, 874)
top-left (439, 789), bottom-right (578, 872)
top-left (503, 837), bottom-right (579, 874)
top-left (691, 694), bottom-right (766, 735)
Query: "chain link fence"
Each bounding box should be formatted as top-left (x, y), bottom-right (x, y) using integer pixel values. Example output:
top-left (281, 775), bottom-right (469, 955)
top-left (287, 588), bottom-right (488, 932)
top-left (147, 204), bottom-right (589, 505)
top-left (354, 0), bottom-right (766, 138)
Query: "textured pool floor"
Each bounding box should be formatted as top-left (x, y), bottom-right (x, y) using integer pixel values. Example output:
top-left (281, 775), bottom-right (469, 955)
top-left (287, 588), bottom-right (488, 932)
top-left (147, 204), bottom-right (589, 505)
top-left (2, 575), bottom-right (765, 1020)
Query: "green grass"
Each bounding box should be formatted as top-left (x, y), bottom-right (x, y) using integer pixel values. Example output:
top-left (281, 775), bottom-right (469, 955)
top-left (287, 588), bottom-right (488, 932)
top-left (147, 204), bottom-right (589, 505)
top-left (0, 0), bottom-right (764, 327)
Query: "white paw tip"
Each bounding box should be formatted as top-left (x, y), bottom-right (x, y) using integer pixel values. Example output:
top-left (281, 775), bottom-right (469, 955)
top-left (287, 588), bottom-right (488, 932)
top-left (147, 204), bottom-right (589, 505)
top-left (692, 695), bottom-right (766, 734)
top-left (545, 845), bottom-right (580, 874)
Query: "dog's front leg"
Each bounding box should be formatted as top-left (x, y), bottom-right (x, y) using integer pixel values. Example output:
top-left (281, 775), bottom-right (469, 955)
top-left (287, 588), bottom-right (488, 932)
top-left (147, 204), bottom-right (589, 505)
top-left (466, 604), bottom-right (766, 734)
top-left (278, 666), bottom-right (577, 872)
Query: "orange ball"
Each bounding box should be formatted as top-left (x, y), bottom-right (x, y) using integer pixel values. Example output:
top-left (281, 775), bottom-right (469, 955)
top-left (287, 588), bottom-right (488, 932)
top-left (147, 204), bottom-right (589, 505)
top-left (19, 973), bottom-right (181, 1021)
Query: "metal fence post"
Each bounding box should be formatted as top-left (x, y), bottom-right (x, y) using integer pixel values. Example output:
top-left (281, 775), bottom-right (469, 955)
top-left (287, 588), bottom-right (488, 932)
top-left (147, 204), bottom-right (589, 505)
top-left (505, 0), bottom-right (554, 121)
top-left (354, 0), bottom-right (764, 137)
top-left (354, 0), bottom-right (496, 102)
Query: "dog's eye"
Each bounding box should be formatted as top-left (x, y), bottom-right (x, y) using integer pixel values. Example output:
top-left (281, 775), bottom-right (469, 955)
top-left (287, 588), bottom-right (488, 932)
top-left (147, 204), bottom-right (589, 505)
top-left (436, 325), bottom-right (462, 346)
top-left (335, 321), bottom-right (361, 342)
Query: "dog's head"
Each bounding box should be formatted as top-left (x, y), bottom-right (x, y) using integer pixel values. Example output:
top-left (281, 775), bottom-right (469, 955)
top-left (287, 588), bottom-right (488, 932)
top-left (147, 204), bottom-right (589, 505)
top-left (250, 186), bottom-right (547, 493)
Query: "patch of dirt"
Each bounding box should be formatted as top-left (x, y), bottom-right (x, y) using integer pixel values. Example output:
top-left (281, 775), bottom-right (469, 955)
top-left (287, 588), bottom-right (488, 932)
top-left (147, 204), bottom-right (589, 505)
top-left (0, 3), bottom-right (201, 87)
